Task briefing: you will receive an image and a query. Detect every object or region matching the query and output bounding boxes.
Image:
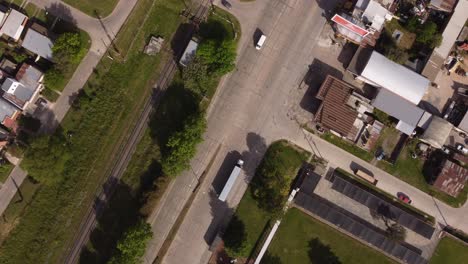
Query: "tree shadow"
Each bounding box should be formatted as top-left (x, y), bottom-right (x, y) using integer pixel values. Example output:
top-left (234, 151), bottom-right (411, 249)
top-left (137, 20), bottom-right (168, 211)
top-left (171, 23), bottom-right (196, 60)
top-left (199, 20), bottom-right (229, 42)
top-left (79, 182), bottom-right (139, 264)
top-left (241, 132), bottom-right (267, 177)
top-left (148, 81), bottom-right (199, 156)
top-left (222, 214), bottom-right (246, 256)
top-left (422, 150), bottom-right (445, 184)
top-left (308, 238), bottom-right (341, 264)
top-left (44, 3), bottom-right (78, 33)
top-left (203, 189), bottom-right (232, 245)
top-left (260, 251), bottom-right (283, 264)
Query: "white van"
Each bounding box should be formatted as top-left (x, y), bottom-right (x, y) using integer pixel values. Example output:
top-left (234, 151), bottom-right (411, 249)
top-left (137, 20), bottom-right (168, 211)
top-left (256, 34), bottom-right (266, 50)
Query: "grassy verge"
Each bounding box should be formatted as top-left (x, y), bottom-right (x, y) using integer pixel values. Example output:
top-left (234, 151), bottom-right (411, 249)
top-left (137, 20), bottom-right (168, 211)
top-left (321, 132), bottom-right (373, 162)
top-left (335, 168), bottom-right (435, 224)
top-left (377, 140), bottom-right (467, 207)
top-left (266, 208), bottom-right (395, 263)
top-left (0, 177), bottom-right (40, 245)
top-left (62, 0), bottom-right (119, 18)
top-left (223, 140), bottom-right (310, 258)
top-left (430, 236), bottom-right (468, 264)
top-left (0, 161), bottom-right (14, 183)
top-left (40, 88), bottom-right (60, 102)
top-left (0, 0), bottom-right (185, 263)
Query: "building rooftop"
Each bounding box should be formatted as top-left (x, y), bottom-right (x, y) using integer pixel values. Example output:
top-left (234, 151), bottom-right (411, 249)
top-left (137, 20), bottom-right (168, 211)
top-left (372, 88), bottom-right (425, 135)
top-left (429, 0), bottom-right (457, 12)
top-left (1, 64), bottom-right (43, 109)
top-left (21, 27), bottom-right (54, 60)
top-left (315, 76), bottom-right (360, 138)
top-left (179, 39), bottom-right (198, 67)
top-left (420, 116), bottom-right (453, 149)
top-left (0, 96), bottom-right (19, 125)
top-left (0, 9), bottom-right (27, 41)
top-left (361, 51), bottom-right (430, 105)
top-left (433, 159), bottom-right (468, 197)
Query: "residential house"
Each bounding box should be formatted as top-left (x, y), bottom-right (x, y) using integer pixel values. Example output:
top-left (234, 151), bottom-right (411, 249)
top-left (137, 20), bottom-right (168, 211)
top-left (0, 9), bottom-right (28, 42)
top-left (21, 23), bottom-right (54, 61)
top-left (315, 75), bottom-right (374, 141)
top-left (422, 0), bottom-right (468, 81)
top-left (431, 159), bottom-right (468, 197)
top-left (0, 57), bottom-right (17, 75)
top-left (1, 63), bottom-right (43, 110)
top-left (0, 5), bottom-right (8, 27)
top-left (331, 0), bottom-right (395, 47)
top-left (0, 97), bottom-right (20, 131)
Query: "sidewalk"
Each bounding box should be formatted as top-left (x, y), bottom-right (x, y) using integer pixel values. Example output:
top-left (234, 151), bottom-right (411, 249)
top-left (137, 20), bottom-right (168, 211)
top-left (0, 166), bottom-right (27, 215)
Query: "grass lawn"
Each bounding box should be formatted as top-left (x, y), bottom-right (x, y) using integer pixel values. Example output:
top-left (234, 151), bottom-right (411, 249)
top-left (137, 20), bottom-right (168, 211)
top-left (384, 20), bottom-right (416, 50)
top-left (224, 140), bottom-right (310, 258)
top-left (0, 177), bottom-right (40, 245)
top-left (40, 87), bottom-right (60, 102)
top-left (0, 161), bottom-right (14, 183)
top-left (0, 0), bottom-right (186, 263)
top-left (430, 236), bottom-right (468, 264)
top-left (62, 0), bottom-right (118, 18)
top-left (375, 127), bottom-right (400, 154)
top-left (266, 208), bottom-right (395, 263)
top-left (377, 140), bottom-right (467, 207)
top-left (322, 132), bottom-right (374, 162)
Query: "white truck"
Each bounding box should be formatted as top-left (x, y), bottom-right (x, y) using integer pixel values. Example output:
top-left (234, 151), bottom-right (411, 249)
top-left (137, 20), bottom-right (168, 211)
top-left (218, 159), bottom-right (244, 202)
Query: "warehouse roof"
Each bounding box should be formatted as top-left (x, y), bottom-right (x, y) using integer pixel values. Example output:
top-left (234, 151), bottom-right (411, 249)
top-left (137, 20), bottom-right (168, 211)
top-left (361, 51), bottom-right (429, 104)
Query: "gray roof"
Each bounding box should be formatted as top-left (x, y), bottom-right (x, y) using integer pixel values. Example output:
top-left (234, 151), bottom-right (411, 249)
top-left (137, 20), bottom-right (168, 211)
top-left (21, 28), bottom-right (53, 60)
top-left (372, 88), bottom-right (425, 135)
top-left (421, 116), bottom-right (453, 149)
top-left (2, 77), bottom-right (33, 102)
top-left (361, 51), bottom-right (429, 104)
top-left (458, 111), bottom-right (468, 132)
top-left (0, 97), bottom-right (18, 123)
top-left (0, 9), bottom-right (27, 41)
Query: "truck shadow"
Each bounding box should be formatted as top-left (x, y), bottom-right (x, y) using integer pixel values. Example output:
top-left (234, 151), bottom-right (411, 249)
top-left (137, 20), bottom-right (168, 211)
top-left (211, 151), bottom-right (242, 195)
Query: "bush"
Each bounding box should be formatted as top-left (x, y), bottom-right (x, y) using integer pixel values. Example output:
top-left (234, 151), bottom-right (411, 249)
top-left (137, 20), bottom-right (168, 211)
top-left (385, 46), bottom-right (409, 64)
top-left (197, 39), bottom-right (236, 76)
top-left (108, 221), bottom-right (153, 264)
top-left (161, 112), bottom-right (206, 177)
top-left (251, 141), bottom-right (308, 214)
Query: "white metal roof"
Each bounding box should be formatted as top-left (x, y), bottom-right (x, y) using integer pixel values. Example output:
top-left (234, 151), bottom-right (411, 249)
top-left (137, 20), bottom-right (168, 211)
top-left (0, 9), bottom-right (27, 41)
top-left (179, 39), bottom-right (198, 67)
top-left (433, 0), bottom-right (468, 59)
top-left (21, 29), bottom-right (53, 60)
top-left (361, 51), bottom-right (429, 104)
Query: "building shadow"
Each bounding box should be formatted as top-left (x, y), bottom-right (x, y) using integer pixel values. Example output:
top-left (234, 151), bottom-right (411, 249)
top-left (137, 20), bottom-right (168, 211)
top-left (299, 59), bottom-right (343, 114)
top-left (419, 100), bottom-right (441, 116)
top-left (338, 42), bottom-right (358, 69)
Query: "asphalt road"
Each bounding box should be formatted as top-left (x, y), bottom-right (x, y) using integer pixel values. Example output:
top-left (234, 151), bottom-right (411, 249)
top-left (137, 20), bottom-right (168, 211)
top-left (145, 0), bottom-right (468, 263)
top-left (144, 0), bottom-right (342, 263)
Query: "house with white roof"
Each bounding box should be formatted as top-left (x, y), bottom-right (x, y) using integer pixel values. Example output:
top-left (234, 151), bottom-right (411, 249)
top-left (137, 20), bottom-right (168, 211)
top-left (0, 9), bottom-right (28, 42)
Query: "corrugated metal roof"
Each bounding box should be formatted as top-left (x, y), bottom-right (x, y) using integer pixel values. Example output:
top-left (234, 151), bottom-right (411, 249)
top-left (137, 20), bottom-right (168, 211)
top-left (372, 88), bottom-right (425, 135)
top-left (361, 51), bottom-right (429, 104)
top-left (179, 39), bottom-right (198, 66)
top-left (21, 28), bottom-right (53, 60)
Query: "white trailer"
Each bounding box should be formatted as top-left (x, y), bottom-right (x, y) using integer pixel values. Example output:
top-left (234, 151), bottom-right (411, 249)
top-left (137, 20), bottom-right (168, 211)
top-left (218, 159), bottom-right (244, 202)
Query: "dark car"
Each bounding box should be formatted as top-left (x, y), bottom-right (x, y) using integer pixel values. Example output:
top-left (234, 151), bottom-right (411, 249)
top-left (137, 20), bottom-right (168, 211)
top-left (221, 0), bottom-right (232, 9)
top-left (397, 192), bottom-right (412, 204)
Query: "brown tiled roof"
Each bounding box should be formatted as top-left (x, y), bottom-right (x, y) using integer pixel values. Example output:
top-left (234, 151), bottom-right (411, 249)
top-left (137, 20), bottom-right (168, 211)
top-left (315, 75), bottom-right (358, 136)
top-left (432, 159), bottom-right (468, 197)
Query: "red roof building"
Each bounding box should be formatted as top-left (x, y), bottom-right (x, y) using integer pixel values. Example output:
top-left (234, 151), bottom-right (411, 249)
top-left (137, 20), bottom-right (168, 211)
top-left (432, 159), bottom-right (468, 197)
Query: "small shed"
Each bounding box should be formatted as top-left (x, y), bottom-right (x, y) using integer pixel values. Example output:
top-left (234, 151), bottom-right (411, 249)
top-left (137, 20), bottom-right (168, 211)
top-left (144, 36), bottom-right (164, 56)
top-left (179, 39), bottom-right (198, 67)
top-left (420, 116), bottom-right (453, 149)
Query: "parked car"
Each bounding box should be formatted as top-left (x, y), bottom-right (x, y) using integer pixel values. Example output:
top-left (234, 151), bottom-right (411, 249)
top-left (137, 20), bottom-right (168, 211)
top-left (376, 151), bottom-right (385, 161)
top-left (456, 143), bottom-right (468, 155)
top-left (397, 192), bottom-right (412, 204)
top-left (221, 0), bottom-right (232, 9)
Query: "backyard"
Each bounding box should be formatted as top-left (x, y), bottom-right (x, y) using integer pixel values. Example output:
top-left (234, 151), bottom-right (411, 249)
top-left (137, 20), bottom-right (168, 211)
top-left (430, 236), bottom-right (468, 264)
top-left (265, 208), bottom-right (395, 263)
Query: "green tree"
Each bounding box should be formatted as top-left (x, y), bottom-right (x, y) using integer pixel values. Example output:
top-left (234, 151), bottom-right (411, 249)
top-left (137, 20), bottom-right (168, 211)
top-left (417, 22), bottom-right (438, 44)
top-left (108, 221), bottom-right (153, 264)
top-left (52, 32), bottom-right (82, 64)
top-left (182, 57), bottom-right (211, 95)
top-left (385, 46), bottom-right (409, 64)
top-left (197, 39), bottom-right (236, 76)
top-left (224, 215), bottom-right (248, 257)
top-left (21, 135), bottom-right (71, 185)
top-left (161, 112), bottom-right (206, 177)
top-left (386, 223), bottom-right (406, 242)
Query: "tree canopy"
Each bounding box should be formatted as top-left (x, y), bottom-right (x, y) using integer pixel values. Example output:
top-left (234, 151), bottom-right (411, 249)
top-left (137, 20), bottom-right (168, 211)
top-left (161, 112), bottom-right (206, 177)
top-left (108, 221), bottom-right (153, 264)
top-left (197, 39), bottom-right (236, 76)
